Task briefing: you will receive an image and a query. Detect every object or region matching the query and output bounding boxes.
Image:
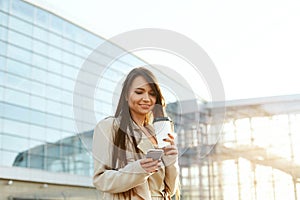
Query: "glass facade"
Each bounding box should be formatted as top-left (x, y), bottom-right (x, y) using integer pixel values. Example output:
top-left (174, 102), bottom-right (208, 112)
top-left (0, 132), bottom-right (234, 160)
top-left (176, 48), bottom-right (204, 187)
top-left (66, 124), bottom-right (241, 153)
top-left (171, 98), bottom-right (300, 200)
top-left (0, 0), bottom-right (148, 176)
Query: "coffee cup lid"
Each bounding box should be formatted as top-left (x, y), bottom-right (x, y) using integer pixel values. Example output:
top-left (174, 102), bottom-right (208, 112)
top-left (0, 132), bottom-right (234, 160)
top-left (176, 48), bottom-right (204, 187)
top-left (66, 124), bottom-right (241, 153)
top-left (153, 117), bottom-right (172, 123)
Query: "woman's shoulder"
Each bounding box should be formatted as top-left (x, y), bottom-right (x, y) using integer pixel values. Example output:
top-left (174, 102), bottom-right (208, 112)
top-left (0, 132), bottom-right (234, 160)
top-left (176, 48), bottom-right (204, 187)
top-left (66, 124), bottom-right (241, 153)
top-left (95, 116), bottom-right (120, 130)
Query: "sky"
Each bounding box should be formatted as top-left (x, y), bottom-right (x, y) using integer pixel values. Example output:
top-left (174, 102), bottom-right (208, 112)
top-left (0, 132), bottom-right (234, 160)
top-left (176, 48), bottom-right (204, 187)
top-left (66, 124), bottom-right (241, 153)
top-left (27, 0), bottom-right (300, 101)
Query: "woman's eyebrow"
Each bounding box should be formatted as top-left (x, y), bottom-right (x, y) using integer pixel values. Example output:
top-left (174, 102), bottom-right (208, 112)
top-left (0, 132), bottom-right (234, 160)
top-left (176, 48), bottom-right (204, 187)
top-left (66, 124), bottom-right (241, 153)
top-left (135, 87), bottom-right (146, 90)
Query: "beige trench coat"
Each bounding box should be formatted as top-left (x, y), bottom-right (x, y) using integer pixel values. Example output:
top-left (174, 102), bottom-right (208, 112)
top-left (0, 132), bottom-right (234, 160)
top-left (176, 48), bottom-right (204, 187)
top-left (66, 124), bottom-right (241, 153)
top-left (93, 117), bottom-right (180, 199)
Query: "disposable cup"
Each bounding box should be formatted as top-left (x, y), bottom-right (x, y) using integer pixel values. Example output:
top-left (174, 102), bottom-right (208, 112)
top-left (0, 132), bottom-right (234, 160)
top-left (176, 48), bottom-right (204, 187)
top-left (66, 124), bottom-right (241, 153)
top-left (153, 117), bottom-right (173, 148)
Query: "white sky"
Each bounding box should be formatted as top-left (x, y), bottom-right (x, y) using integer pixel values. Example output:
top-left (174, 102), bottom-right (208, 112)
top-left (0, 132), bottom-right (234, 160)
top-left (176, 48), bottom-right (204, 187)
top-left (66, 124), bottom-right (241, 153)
top-left (28, 0), bottom-right (300, 101)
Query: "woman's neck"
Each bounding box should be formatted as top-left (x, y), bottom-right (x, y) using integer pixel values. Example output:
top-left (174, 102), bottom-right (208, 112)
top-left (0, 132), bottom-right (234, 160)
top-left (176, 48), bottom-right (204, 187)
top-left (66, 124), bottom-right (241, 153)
top-left (131, 115), bottom-right (145, 127)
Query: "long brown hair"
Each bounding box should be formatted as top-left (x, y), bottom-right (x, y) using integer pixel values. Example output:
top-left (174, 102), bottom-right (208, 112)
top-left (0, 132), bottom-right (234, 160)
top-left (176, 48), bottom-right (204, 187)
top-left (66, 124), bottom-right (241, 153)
top-left (113, 67), bottom-right (165, 168)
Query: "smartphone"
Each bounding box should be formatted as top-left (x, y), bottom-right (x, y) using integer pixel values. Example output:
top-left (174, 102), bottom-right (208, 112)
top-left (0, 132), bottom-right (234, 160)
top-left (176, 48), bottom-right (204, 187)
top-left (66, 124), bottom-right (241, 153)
top-left (146, 149), bottom-right (164, 160)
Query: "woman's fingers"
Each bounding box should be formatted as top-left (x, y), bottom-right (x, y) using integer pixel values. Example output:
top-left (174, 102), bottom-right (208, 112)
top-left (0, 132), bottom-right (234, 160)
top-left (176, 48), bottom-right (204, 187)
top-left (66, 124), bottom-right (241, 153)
top-left (163, 133), bottom-right (175, 145)
top-left (140, 158), bottom-right (161, 173)
top-left (163, 145), bottom-right (178, 155)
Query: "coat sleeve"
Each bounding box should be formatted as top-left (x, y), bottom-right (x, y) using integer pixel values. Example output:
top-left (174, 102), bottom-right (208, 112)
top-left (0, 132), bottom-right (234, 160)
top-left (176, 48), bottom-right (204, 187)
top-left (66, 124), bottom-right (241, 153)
top-left (162, 154), bottom-right (180, 196)
top-left (93, 118), bottom-right (151, 193)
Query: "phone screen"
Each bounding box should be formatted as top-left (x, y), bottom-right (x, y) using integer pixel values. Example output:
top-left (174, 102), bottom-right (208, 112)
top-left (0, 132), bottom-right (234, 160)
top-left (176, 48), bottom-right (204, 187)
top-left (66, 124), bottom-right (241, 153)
top-left (146, 149), bottom-right (163, 160)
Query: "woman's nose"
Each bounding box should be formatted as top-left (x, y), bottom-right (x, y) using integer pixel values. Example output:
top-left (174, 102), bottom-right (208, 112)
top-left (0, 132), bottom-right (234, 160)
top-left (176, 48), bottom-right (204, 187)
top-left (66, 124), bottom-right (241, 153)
top-left (142, 93), bottom-right (150, 101)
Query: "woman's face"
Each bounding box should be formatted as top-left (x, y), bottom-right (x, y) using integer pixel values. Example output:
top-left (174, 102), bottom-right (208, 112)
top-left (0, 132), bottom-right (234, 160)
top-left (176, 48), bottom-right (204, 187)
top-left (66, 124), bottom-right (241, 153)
top-left (127, 76), bottom-right (157, 120)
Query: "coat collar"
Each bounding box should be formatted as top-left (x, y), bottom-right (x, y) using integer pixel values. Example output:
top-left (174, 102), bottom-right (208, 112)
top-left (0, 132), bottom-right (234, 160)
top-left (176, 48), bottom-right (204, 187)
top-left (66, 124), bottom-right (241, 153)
top-left (115, 115), bottom-right (157, 154)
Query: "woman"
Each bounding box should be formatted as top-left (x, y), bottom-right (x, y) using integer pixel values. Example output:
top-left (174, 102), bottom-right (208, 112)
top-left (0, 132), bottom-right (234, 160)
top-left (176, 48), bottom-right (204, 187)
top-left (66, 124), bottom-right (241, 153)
top-left (93, 67), bottom-right (180, 199)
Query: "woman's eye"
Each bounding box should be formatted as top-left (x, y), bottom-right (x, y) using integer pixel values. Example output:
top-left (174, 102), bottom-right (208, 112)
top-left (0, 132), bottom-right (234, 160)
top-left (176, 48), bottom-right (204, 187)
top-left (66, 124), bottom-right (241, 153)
top-left (149, 92), bottom-right (156, 96)
top-left (135, 91), bottom-right (143, 94)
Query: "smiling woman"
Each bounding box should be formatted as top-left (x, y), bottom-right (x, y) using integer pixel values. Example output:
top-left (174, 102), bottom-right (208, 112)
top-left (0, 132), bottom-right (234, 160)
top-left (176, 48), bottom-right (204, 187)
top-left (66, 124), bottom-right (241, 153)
top-left (92, 67), bottom-right (180, 199)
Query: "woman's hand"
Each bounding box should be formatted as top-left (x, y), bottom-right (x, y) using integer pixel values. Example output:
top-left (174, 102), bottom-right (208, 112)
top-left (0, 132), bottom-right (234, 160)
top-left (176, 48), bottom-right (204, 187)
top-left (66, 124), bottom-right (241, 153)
top-left (162, 133), bottom-right (178, 156)
top-left (140, 158), bottom-right (161, 173)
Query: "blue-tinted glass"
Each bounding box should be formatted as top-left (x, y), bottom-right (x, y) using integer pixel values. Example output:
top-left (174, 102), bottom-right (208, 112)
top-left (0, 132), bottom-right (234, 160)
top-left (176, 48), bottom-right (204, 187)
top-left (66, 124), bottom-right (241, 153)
top-left (46, 100), bottom-right (62, 115)
top-left (7, 44), bottom-right (31, 64)
top-left (30, 80), bottom-right (46, 97)
top-left (12, 0), bottom-right (34, 22)
top-left (48, 59), bottom-right (62, 74)
top-left (0, 0), bottom-right (9, 12)
top-left (45, 85), bottom-right (61, 102)
top-left (46, 128), bottom-right (62, 143)
top-left (0, 41), bottom-right (7, 57)
top-left (61, 90), bottom-right (72, 104)
top-left (0, 61), bottom-right (5, 81)
top-left (73, 56), bottom-right (84, 68)
top-left (61, 77), bottom-right (74, 91)
top-left (50, 15), bottom-right (63, 34)
top-left (48, 46), bottom-right (62, 61)
top-left (2, 151), bottom-right (19, 166)
top-left (4, 88), bottom-right (30, 107)
top-left (61, 117), bottom-right (75, 132)
top-left (29, 154), bottom-right (45, 169)
top-left (32, 53), bottom-right (47, 70)
top-left (30, 124), bottom-right (46, 141)
top-left (63, 51), bottom-right (75, 65)
top-left (75, 43), bottom-right (92, 57)
top-left (2, 118), bottom-right (30, 137)
top-left (33, 40), bottom-right (48, 56)
top-left (2, 134), bottom-right (29, 152)
top-left (46, 114), bottom-right (61, 129)
top-left (31, 67), bottom-right (46, 84)
top-left (30, 95), bottom-right (46, 112)
top-left (83, 33), bottom-right (103, 49)
top-left (0, 26), bottom-right (8, 40)
top-left (47, 72), bottom-right (61, 88)
top-left (63, 23), bottom-right (78, 39)
top-left (35, 9), bottom-right (49, 29)
top-left (29, 139), bottom-right (45, 150)
top-left (8, 29), bottom-right (32, 49)
top-left (2, 102), bottom-right (29, 122)
top-left (6, 59), bottom-right (31, 78)
top-left (62, 65), bottom-right (78, 79)
top-left (9, 17), bottom-right (32, 35)
top-left (30, 109), bottom-right (46, 126)
top-left (61, 104), bottom-right (73, 118)
top-left (63, 39), bottom-right (75, 51)
top-left (5, 73), bottom-right (31, 92)
top-left (49, 32), bottom-right (62, 47)
top-left (33, 26), bottom-right (48, 42)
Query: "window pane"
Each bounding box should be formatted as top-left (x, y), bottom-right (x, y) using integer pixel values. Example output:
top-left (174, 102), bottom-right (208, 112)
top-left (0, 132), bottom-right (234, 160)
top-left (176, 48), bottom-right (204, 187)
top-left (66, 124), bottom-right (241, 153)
top-left (8, 29), bottom-right (32, 49)
top-left (48, 47), bottom-right (62, 63)
top-left (0, 41), bottom-right (7, 57)
top-left (9, 17), bottom-right (32, 35)
top-left (35, 9), bottom-right (49, 28)
top-left (2, 118), bottom-right (30, 137)
top-left (1, 151), bottom-right (19, 166)
top-left (33, 26), bottom-right (48, 42)
top-left (0, 0), bottom-right (9, 12)
top-left (49, 32), bottom-right (62, 47)
top-left (3, 88), bottom-right (30, 107)
top-left (33, 40), bottom-right (48, 56)
top-left (5, 73), bottom-right (31, 93)
top-left (50, 15), bottom-right (63, 34)
top-left (30, 95), bottom-right (46, 112)
top-left (2, 134), bottom-right (29, 152)
top-left (30, 124), bottom-right (46, 141)
top-left (0, 26), bottom-right (8, 40)
top-left (7, 44), bottom-right (31, 64)
top-left (46, 100), bottom-right (62, 116)
top-left (31, 67), bottom-right (46, 84)
top-left (32, 53), bottom-right (47, 70)
top-left (12, 0), bottom-right (34, 22)
top-left (6, 58), bottom-right (31, 78)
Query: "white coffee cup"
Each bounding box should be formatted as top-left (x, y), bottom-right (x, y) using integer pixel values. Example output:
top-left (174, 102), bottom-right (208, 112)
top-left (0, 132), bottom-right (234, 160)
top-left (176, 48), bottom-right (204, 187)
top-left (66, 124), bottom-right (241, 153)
top-left (153, 117), bottom-right (173, 148)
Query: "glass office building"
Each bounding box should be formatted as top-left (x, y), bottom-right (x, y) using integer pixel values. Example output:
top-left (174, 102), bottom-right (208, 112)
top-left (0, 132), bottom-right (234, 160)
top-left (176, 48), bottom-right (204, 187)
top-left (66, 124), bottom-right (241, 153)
top-left (0, 0), bottom-right (149, 198)
top-left (1, 0), bottom-right (300, 199)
